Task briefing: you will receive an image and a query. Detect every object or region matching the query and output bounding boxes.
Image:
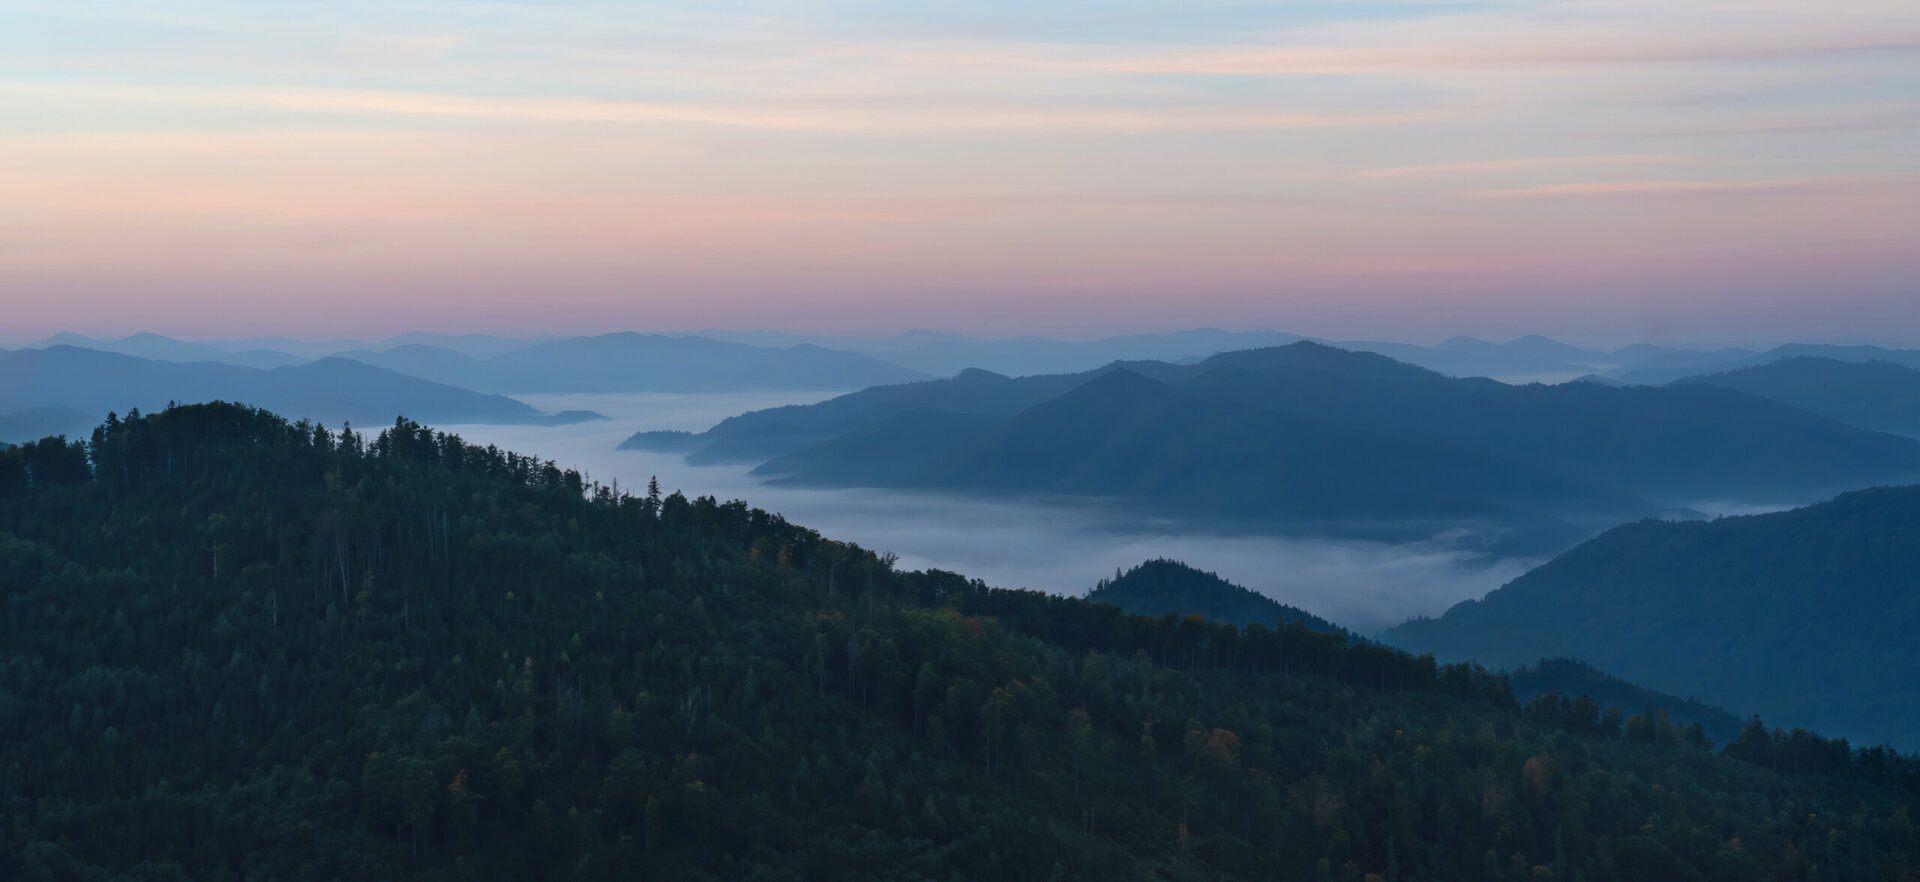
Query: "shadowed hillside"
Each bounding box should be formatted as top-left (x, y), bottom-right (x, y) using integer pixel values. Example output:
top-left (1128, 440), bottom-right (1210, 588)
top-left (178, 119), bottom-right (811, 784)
top-left (1389, 486), bottom-right (1920, 748)
top-left (1086, 559), bottom-right (1339, 633)
top-left (6, 404), bottom-right (1920, 879)
top-left (1673, 357), bottom-right (1920, 436)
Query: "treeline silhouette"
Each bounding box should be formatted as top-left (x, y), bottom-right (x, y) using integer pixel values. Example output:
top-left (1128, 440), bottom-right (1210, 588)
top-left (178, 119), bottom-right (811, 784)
top-left (3, 402), bottom-right (1919, 880)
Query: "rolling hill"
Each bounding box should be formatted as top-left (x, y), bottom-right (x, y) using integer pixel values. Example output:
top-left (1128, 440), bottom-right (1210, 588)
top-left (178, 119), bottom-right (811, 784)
top-left (870, 368), bottom-right (1649, 526)
top-left (342, 333), bottom-right (928, 394)
top-left (1388, 485), bottom-right (1920, 748)
top-left (1085, 559), bottom-right (1340, 633)
top-left (661, 343), bottom-right (1920, 529)
top-left (0, 405), bottom-right (99, 444)
top-left (0, 346), bottom-right (596, 427)
top-left (1672, 357), bottom-right (1920, 436)
top-left (1606, 343), bottom-right (1920, 386)
top-left (4, 402), bottom-right (1916, 879)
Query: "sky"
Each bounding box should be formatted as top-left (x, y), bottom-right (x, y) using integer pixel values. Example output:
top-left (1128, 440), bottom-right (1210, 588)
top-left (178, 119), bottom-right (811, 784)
top-left (2, 0), bottom-right (1916, 344)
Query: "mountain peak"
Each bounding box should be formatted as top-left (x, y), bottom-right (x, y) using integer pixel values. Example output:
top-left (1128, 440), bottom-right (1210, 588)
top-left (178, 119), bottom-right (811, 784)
top-left (953, 367), bottom-right (1010, 383)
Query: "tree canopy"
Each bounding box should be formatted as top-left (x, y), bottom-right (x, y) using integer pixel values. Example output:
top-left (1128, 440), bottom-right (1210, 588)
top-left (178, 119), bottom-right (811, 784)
top-left (3, 402), bottom-right (1919, 880)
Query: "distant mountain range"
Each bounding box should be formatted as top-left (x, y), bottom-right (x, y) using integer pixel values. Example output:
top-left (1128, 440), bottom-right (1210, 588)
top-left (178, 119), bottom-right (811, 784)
top-left (1600, 342), bottom-right (1920, 387)
top-left (13, 331), bottom-right (929, 398)
top-left (631, 343), bottom-right (1920, 541)
top-left (337, 333), bottom-right (929, 394)
top-left (0, 347), bottom-right (601, 428)
top-left (25, 328), bottom-right (1920, 397)
top-left (0, 405), bottom-right (98, 444)
top-left (690, 328), bottom-right (1684, 380)
top-left (1387, 485), bottom-right (1920, 749)
top-left (1671, 357), bottom-right (1920, 437)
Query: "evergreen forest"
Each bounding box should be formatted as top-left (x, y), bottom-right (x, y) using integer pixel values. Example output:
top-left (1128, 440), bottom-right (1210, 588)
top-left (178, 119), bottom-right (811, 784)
top-left (3, 403), bottom-right (1919, 881)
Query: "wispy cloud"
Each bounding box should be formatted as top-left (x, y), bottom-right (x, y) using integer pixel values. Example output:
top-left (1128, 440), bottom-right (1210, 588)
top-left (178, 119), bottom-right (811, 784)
top-left (3, 0), bottom-right (1918, 340)
top-left (0, 82), bottom-right (1460, 134)
top-left (1465, 175), bottom-right (1914, 199)
top-left (1359, 155), bottom-right (1685, 179)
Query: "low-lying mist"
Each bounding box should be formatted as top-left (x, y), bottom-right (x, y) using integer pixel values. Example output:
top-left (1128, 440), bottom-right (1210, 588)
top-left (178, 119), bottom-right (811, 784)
top-left (442, 392), bottom-right (1541, 633)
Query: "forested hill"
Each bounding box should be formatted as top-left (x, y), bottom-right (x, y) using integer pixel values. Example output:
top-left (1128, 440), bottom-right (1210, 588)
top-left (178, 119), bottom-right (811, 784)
top-left (1388, 485), bottom-right (1920, 749)
top-left (641, 342), bottom-right (1920, 531)
top-left (5, 404), bottom-right (1920, 880)
top-left (1086, 559), bottom-right (1339, 633)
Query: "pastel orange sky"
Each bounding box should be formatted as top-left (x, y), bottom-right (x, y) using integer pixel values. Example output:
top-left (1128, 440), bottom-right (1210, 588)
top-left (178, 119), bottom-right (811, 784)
top-left (2, 0), bottom-right (1917, 344)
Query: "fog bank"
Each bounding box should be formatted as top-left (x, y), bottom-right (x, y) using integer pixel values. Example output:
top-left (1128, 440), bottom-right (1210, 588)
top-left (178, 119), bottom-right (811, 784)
top-left (441, 392), bottom-right (1538, 633)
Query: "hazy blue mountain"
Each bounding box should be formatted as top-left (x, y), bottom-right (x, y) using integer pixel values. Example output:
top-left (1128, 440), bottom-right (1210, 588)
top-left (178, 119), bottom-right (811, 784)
top-left (330, 344), bottom-right (488, 389)
top-left (1336, 334), bottom-right (1603, 379)
top-left (485, 335), bottom-right (927, 393)
top-left (749, 367), bottom-right (1648, 545)
top-left (220, 348), bottom-right (308, 369)
top-left (1085, 559), bottom-right (1340, 633)
top-left (21, 331), bottom-right (310, 368)
top-left (1388, 485), bottom-right (1920, 748)
top-left (368, 332), bottom-right (549, 359)
top-left (752, 409), bottom-right (1002, 485)
top-left (1764, 343), bottom-right (1920, 370)
top-left (1608, 343), bottom-right (1920, 386)
top-left (887, 368), bottom-right (1649, 525)
top-left (207, 336), bottom-right (370, 360)
top-left (704, 328), bottom-right (1615, 381)
top-left (341, 333), bottom-right (928, 394)
top-left (0, 347), bottom-right (596, 427)
top-left (646, 342), bottom-right (1920, 514)
top-left (0, 405), bottom-right (99, 444)
top-left (631, 366), bottom-right (1097, 463)
top-left (25, 331), bottom-right (232, 362)
top-left (1173, 343), bottom-right (1920, 503)
top-left (1601, 345), bottom-right (1758, 383)
top-left (1673, 357), bottom-right (1920, 436)
top-left (868, 328), bottom-right (1308, 377)
top-left (677, 328), bottom-right (973, 352)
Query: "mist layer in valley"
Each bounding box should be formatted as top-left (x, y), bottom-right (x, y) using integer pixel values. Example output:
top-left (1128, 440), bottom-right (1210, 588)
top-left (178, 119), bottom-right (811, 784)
top-left (442, 391), bottom-right (1539, 632)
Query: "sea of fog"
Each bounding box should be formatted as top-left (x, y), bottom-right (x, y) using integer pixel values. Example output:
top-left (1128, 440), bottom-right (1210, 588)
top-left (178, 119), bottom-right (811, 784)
top-left (439, 391), bottom-right (1541, 634)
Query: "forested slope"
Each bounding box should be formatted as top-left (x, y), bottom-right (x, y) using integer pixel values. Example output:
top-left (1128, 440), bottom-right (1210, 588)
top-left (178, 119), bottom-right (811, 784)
top-left (1086, 559), bottom-right (1340, 633)
top-left (1389, 486), bottom-right (1920, 748)
top-left (3, 404), bottom-right (1920, 880)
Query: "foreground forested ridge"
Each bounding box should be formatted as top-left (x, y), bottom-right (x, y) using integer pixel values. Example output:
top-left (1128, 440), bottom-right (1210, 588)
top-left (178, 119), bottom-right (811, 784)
top-left (4, 405), bottom-right (1920, 880)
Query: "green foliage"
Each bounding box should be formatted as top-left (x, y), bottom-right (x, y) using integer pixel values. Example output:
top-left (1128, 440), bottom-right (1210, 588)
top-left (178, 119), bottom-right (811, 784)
top-left (2, 403), bottom-right (1919, 880)
top-left (1510, 659), bottom-right (1745, 747)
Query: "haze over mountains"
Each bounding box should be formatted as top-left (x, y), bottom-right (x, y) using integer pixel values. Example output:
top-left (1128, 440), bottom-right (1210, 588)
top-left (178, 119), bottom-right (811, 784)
top-left (27, 327), bottom-right (1920, 396)
top-left (339, 333), bottom-right (928, 394)
top-left (11, 402), bottom-right (1919, 879)
top-left (630, 342), bottom-right (1920, 554)
top-left (1674, 357), bottom-right (1920, 438)
top-left (0, 347), bottom-right (601, 435)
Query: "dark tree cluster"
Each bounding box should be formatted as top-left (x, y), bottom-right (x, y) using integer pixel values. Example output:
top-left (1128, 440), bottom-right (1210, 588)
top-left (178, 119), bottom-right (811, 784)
top-left (2, 402), bottom-right (1919, 881)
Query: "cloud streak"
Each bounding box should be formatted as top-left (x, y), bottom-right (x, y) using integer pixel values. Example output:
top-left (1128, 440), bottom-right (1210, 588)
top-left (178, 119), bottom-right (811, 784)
top-left (2, 0), bottom-right (1918, 341)
top-left (1466, 175), bottom-right (1916, 199)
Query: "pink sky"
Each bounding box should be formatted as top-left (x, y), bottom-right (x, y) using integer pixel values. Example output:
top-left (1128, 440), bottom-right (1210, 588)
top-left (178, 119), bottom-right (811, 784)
top-left (2, 0), bottom-right (1916, 345)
